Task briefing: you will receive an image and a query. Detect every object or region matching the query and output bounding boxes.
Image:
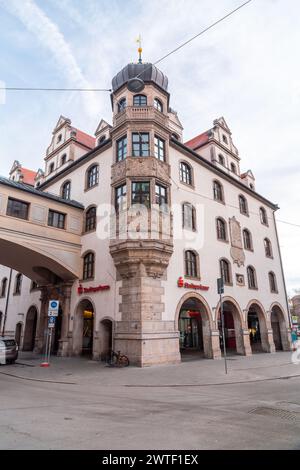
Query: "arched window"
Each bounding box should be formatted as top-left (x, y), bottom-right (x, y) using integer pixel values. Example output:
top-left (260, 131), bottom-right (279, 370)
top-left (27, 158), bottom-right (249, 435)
top-left (264, 238), bottom-right (273, 258)
top-left (86, 165), bottom-right (99, 189)
top-left (239, 195), bottom-right (248, 215)
top-left (1, 278), bottom-right (7, 298)
top-left (182, 203), bottom-right (196, 231)
top-left (133, 94), bottom-right (147, 106)
top-left (180, 162), bottom-right (192, 185)
top-left (30, 280), bottom-right (38, 291)
top-left (216, 218), bottom-right (227, 241)
top-left (220, 259), bottom-right (231, 285)
top-left (61, 181), bottom-right (71, 200)
top-left (247, 266), bottom-right (257, 289)
top-left (118, 98), bottom-right (126, 112)
top-left (185, 250), bottom-right (198, 278)
top-left (269, 272), bottom-right (278, 293)
top-left (14, 273), bottom-right (22, 295)
top-left (243, 229), bottom-right (253, 251)
top-left (85, 206), bottom-right (97, 232)
top-left (260, 207), bottom-right (268, 225)
top-left (213, 180), bottom-right (224, 202)
top-left (231, 162), bottom-right (237, 174)
top-left (49, 162), bottom-right (55, 174)
top-left (83, 252), bottom-right (95, 280)
top-left (218, 154), bottom-right (225, 166)
top-left (154, 98), bottom-right (163, 112)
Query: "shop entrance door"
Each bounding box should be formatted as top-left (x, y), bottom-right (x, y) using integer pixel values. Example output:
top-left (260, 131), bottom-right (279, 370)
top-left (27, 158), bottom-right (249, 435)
top-left (82, 309), bottom-right (94, 356)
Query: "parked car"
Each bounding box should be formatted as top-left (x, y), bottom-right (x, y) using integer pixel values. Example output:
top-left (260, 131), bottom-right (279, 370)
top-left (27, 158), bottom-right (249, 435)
top-left (0, 337), bottom-right (18, 365)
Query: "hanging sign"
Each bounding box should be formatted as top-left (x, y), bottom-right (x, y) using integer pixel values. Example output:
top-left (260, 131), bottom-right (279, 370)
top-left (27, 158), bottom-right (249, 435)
top-left (77, 284), bottom-right (110, 295)
top-left (177, 277), bottom-right (209, 291)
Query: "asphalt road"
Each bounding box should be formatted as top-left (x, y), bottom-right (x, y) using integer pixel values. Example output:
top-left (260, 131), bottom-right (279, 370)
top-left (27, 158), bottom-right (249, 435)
top-left (0, 352), bottom-right (300, 450)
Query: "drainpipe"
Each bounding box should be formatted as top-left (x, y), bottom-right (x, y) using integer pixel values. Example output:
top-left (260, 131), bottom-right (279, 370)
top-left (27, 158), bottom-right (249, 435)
top-left (2, 268), bottom-right (13, 336)
top-left (272, 211), bottom-right (293, 331)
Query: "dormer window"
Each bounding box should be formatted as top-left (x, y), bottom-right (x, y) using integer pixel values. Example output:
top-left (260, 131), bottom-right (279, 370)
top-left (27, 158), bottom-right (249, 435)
top-left (99, 135), bottom-right (106, 145)
top-left (133, 94), bottom-right (147, 106)
top-left (118, 98), bottom-right (126, 112)
top-left (222, 134), bottom-right (228, 144)
top-left (231, 163), bottom-right (237, 174)
top-left (154, 98), bottom-right (163, 112)
top-left (61, 154), bottom-right (67, 166)
top-left (218, 154), bottom-right (225, 166)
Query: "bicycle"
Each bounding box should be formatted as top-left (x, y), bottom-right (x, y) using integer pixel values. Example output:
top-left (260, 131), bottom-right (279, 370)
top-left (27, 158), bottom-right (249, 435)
top-left (106, 350), bottom-right (130, 367)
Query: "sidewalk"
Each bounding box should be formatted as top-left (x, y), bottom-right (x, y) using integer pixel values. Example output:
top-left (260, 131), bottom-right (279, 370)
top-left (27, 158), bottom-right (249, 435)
top-left (2, 350), bottom-right (299, 388)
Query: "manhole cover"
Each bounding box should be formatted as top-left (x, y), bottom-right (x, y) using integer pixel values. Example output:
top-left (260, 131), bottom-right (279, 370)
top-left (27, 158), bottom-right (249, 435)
top-left (249, 407), bottom-right (300, 422)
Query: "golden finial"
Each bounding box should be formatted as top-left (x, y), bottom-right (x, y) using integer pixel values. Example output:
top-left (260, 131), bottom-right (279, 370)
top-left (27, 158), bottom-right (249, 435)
top-left (136, 34), bottom-right (143, 64)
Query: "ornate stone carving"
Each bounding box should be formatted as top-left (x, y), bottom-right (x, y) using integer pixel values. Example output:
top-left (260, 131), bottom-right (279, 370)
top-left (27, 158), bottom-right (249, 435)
top-left (229, 216), bottom-right (245, 267)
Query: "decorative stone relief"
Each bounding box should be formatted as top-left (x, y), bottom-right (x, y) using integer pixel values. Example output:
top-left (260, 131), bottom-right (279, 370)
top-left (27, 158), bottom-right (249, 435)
top-left (229, 216), bottom-right (245, 267)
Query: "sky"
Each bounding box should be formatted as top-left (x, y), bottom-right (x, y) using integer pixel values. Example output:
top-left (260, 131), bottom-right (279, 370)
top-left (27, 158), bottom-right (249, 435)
top-left (0, 0), bottom-right (299, 294)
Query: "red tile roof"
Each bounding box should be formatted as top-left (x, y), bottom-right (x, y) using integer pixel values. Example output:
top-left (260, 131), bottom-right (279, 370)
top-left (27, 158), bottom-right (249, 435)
top-left (184, 131), bottom-right (210, 150)
top-left (20, 168), bottom-right (37, 186)
top-left (73, 128), bottom-right (96, 149)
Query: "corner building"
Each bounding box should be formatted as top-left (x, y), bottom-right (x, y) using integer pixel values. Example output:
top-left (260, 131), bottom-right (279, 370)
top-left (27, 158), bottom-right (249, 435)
top-left (0, 61), bottom-right (292, 366)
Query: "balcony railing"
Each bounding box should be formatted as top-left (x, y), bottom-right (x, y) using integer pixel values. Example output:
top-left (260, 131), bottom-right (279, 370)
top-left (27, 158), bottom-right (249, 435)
top-left (114, 106), bottom-right (168, 128)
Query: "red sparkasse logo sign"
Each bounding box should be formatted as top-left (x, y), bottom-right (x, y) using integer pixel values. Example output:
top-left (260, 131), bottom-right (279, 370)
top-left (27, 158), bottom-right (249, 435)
top-left (77, 284), bottom-right (110, 295)
top-left (177, 277), bottom-right (209, 291)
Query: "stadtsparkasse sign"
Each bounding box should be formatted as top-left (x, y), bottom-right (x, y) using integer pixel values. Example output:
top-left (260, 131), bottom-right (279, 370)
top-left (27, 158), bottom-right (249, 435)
top-left (177, 276), bottom-right (209, 291)
top-left (77, 284), bottom-right (110, 295)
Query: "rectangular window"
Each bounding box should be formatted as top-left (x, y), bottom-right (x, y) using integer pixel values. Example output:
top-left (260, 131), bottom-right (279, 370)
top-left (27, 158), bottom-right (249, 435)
top-left (131, 182), bottom-right (150, 208)
top-left (116, 136), bottom-right (127, 162)
top-left (132, 133), bottom-right (150, 157)
top-left (155, 183), bottom-right (167, 207)
top-left (154, 136), bottom-right (165, 161)
top-left (48, 210), bottom-right (66, 229)
top-left (7, 198), bottom-right (29, 220)
top-left (115, 184), bottom-right (127, 212)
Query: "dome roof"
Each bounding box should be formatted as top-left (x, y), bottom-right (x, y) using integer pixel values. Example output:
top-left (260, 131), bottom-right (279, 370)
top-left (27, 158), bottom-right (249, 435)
top-left (112, 63), bottom-right (168, 93)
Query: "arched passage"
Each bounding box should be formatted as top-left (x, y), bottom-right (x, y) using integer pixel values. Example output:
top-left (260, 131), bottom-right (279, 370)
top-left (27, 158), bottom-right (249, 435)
top-left (247, 301), bottom-right (270, 353)
top-left (217, 299), bottom-right (245, 355)
top-left (73, 298), bottom-right (95, 357)
top-left (23, 306), bottom-right (38, 351)
top-left (271, 304), bottom-right (290, 351)
top-left (99, 318), bottom-right (113, 361)
top-left (176, 294), bottom-right (213, 359)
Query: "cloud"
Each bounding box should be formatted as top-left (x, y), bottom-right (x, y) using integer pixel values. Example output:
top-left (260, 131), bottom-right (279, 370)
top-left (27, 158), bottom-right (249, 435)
top-left (0, 0), bottom-right (99, 116)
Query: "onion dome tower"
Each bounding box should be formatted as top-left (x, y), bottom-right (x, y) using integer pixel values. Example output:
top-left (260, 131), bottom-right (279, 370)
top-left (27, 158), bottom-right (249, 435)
top-left (109, 44), bottom-right (180, 366)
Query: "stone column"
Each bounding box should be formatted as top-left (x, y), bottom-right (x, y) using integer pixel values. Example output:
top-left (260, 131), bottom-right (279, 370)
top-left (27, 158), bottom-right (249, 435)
top-left (242, 329), bottom-right (252, 356)
top-left (57, 283), bottom-right (73, 357)
top-left (266, 329), bottom-right (276, 353)
top-left (210, 330), bottom-right (222, 359)
top-left (113, 260), bottom-right (181, 367)
top-left (34, 287), bottom-right (49, 354)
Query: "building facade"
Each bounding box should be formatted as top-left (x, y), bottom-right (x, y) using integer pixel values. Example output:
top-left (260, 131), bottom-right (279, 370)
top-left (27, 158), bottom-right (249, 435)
top-left (0, 61), bottom-right (292, 366)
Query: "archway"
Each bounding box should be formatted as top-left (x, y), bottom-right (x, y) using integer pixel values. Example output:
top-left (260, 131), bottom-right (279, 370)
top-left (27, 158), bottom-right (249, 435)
top-left (23, 306), bottom-right (38, 351)
top-left (271, 305), bottom-right (289, 351)
top-left (217, 299), bottom-right (244, 355)
top-left (73, 299), bottom-right (95, 357)
top-left (176, 295), bottom-right (212, 359)
top-left (15, 322), bottom-right (23, 348)
top-left (247, 302), bottom-right (269, 353)
top-left (99, 319), bottom-right (113, 361)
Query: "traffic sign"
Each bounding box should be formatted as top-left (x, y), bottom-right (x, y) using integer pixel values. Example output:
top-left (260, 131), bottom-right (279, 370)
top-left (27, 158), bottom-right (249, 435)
top-left (48, 300), bottom-right (59, 317)
top-left (48, 316), bottom-right (56, 329)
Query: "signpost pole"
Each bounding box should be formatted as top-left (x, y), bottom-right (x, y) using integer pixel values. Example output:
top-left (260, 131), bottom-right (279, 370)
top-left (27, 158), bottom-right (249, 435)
top-left (41, 300), bottom-right (58, 367)
top-left (217, 278), bottom-right (228, 375)
top-left (220, 291), bottom-right (228, 375)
